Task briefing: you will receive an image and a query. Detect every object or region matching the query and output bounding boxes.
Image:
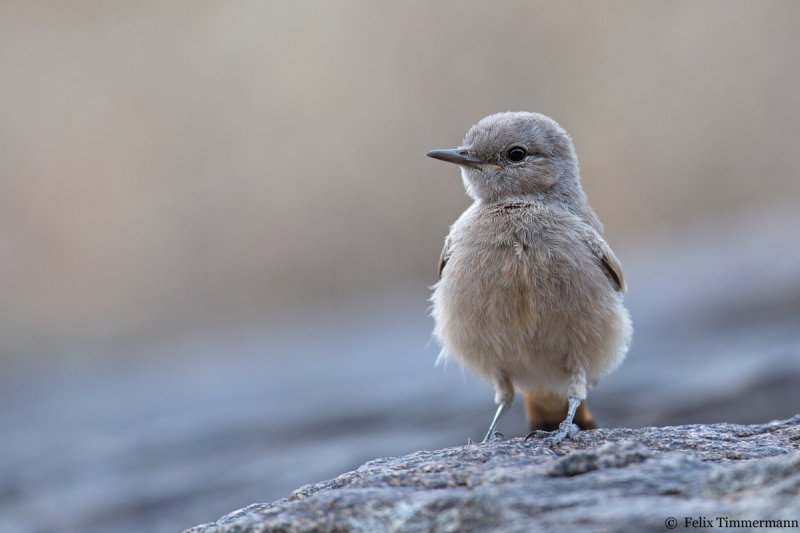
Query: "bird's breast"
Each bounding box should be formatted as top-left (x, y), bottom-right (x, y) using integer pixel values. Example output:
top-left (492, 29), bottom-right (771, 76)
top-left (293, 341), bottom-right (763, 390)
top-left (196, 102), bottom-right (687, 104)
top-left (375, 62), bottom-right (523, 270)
top-left (434, 206), bottom-right (613, 336)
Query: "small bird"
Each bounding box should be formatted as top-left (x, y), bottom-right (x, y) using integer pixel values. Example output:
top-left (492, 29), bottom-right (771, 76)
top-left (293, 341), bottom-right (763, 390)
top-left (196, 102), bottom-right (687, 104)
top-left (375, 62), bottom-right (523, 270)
top-left (427, 112), bottom-right (632, 444)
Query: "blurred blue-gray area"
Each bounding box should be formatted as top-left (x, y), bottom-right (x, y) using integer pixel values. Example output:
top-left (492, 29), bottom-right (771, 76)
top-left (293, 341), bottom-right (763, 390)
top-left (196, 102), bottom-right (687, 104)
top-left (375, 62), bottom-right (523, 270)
top-left (1, 2), bottom-right (799, 532)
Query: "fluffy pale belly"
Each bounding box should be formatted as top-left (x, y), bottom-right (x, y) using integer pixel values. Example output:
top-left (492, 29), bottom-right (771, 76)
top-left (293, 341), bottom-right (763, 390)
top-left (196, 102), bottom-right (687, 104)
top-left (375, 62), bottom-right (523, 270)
top-left (431, 248), bottom-right (631, 398)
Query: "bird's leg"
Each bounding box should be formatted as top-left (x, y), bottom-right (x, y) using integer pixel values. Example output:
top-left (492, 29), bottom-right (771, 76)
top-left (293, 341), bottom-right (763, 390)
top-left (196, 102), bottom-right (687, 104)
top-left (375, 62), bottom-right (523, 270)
top-left (547, 395), bottom-right (583, 444)
top-left (482, 400), bottom-right (511, 443)
top-left (526, 368), bottom-right (589, 444)
top-left (483, 376), bottom-right (514, 443)
top-left (525, 395), bottom-right (583, 444)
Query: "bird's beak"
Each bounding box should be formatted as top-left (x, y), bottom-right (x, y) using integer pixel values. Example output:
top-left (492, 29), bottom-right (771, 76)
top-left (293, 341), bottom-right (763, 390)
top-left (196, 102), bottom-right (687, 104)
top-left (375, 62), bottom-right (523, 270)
top-left (426, 148), bottom-right (486, 169)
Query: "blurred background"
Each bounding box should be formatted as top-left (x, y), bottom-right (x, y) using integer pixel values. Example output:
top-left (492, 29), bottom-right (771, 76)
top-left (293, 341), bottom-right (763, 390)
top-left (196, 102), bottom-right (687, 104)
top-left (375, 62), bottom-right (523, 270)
top-left (1, 2), bottom-right (799, 532)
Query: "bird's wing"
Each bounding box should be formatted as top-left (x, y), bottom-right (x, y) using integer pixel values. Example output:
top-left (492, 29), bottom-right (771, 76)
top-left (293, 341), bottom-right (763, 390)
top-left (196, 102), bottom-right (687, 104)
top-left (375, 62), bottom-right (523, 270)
top-left (438, 235), bottom-right (452, 279)
top-left (582, 229), bottom-right (626, 292)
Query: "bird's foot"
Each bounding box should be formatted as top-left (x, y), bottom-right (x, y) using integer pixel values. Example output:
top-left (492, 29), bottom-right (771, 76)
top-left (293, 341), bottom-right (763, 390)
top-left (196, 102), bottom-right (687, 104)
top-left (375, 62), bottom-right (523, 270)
top-left (481, 431), bottom-right (505, 443)
top-left (545, 422), bottom-right (582, 445)
top-left (525, 422), bottom-right (583, 445)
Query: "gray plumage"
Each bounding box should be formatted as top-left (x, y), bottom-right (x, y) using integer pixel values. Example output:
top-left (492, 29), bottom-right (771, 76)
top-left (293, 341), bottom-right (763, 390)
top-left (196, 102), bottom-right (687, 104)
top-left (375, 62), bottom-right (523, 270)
top-left (427, 112), bottom-right (632, 443)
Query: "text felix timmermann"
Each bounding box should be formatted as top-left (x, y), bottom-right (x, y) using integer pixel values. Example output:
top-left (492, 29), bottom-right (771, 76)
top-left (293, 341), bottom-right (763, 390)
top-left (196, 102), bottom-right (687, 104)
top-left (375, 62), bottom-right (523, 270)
top-left (683, 517), bottom-right (798, 528)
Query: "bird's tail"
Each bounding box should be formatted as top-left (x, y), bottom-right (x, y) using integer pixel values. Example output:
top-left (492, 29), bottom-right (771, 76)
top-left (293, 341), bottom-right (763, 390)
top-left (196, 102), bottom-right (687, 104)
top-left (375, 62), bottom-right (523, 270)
top-left (523, 390), bottom-right (598, 431)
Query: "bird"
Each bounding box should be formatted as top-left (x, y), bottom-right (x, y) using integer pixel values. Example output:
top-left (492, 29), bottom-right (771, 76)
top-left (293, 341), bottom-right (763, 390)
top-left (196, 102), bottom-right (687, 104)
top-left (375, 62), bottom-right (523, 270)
top-left (427, 111), bottom-right (632, 444)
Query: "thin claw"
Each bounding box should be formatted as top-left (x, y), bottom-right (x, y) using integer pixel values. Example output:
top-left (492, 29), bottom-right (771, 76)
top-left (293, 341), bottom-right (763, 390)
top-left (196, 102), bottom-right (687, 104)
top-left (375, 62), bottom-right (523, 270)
top-left (525, 430), bottom-right (552, 441)
top-left (482, 429), bottom-right (501, 443)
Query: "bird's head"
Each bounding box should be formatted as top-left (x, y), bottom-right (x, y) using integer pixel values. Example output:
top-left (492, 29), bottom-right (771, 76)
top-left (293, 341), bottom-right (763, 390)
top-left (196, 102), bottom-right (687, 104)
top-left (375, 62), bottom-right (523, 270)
top-left (427, 112), bottom-right (579, 203)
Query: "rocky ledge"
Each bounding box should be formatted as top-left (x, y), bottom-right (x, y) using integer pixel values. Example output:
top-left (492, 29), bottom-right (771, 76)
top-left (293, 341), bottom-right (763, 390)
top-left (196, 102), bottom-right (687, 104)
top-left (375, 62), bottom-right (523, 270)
top-left (186, 416), bottom-right (800, 533)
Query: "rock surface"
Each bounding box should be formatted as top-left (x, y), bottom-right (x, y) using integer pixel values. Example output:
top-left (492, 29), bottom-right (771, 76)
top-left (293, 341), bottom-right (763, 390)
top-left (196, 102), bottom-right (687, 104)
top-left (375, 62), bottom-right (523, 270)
top-left (186, 415), bottom-right (800, 533)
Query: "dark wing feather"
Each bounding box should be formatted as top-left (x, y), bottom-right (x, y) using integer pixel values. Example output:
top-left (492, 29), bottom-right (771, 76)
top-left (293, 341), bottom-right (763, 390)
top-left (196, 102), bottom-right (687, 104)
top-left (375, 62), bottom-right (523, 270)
top-left (438, 236), bottom-right (452, 279)
top-left (584, 231), bottom-right (626, 292)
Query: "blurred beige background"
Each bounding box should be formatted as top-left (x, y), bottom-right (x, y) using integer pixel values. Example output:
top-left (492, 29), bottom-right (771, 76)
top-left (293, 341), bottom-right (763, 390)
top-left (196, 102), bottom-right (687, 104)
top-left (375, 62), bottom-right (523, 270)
top-left (2, 1), bottom-right (799, 359)
top-left (3, 3), bottom-right (800, 533)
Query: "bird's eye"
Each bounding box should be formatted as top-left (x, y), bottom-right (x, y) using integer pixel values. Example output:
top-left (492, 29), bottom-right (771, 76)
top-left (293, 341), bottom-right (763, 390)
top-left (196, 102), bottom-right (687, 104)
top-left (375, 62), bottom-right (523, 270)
top-left (507, 147), bottom-right (527, 162)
